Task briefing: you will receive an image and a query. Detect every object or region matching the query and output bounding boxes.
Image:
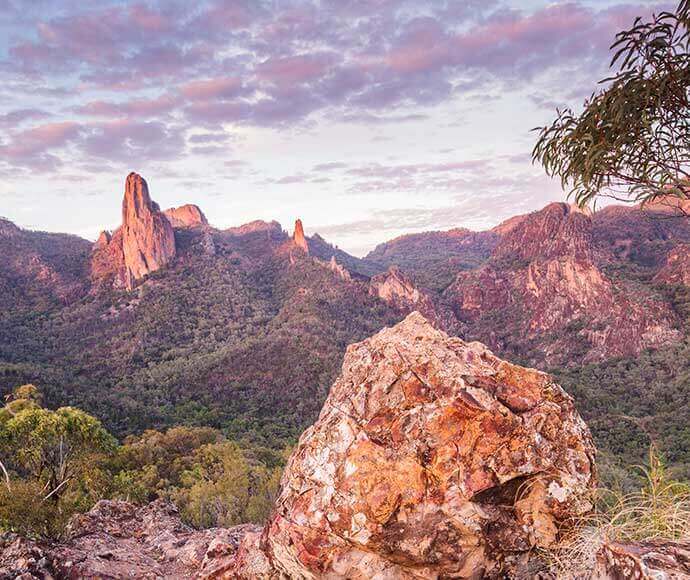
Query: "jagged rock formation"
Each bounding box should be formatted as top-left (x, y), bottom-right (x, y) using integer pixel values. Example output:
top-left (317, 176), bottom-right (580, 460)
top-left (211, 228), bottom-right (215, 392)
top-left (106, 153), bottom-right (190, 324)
top-left (594, 539), bottom-right (690, 579)
top-left (654, 243), bottom-right (690, 286)
top-left (368, 265), bottom-right (449, 330)
top-left (292, 218), bottom-right (309, 253)
top-left (0, 500), bottom-right (256, 579)
top-left (446, 203), bottom-right (681, 364)
top-left (164, 204), bottom-right (209, 229)
top-left (121, 173), bottom-right (176, 285)
top-left (329, 255), bottom-right (351, 281)
top-left (230, 313), bottom-right (597, 578)
top-left (91, 173), bottom-right (176, 290)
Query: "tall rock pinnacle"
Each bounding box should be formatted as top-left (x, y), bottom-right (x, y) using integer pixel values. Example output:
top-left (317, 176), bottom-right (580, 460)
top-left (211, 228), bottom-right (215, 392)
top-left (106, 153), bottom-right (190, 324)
top-left (120, 173), bottom-right (176, 287)
top-left (292, 218), bottom-right (308, 253)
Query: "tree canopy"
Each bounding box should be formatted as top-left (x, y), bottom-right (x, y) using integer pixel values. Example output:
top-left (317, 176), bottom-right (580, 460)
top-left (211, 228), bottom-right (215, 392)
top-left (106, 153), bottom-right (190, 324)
top-left (533, 0), bottom-right (690, 212)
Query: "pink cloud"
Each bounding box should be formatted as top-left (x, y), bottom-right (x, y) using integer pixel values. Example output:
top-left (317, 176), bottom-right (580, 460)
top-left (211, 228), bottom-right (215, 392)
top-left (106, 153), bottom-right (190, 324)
top-left (180, 78), bottom-right (244, 100)
top-left (256, 53), bottom-right (338, 85)
top-left (76, 95), bottom-right (179, 117)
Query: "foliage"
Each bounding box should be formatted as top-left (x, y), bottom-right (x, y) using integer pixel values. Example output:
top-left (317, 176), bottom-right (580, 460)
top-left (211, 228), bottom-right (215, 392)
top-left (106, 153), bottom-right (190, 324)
top-left (0, 385), bottom-right (116, 538)
top-left (553, 336), bottom-right (690, 482)
top-left (111, 426), bottom-right (284, 528)
top-left (533, 0), bottom-right (690, 209)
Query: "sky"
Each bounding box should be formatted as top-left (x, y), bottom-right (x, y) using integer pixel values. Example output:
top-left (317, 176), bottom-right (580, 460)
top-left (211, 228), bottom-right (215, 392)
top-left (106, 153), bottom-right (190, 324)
top-left (0, 0), bottom-right (671, 255)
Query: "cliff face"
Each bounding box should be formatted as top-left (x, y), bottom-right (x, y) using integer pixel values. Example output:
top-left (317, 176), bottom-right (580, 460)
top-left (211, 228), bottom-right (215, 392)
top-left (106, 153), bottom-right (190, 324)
top-left (446, 203), bottom-right (681, 364)
top-left (230, 313), bottom-right (596, 578)
top-left (121, 173), bottom-right (176, 286)
top-left (292, 218), bottom-right (309, 253)
top-left (164, 204), bottom-right (209, 229)
top-left (654, 243), bottom-right (690, 287)
top-left (91, 173), bottom-right (176, 290)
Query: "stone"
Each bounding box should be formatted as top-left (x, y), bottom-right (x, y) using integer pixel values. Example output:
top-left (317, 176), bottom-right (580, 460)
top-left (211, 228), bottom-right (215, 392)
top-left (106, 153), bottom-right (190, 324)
top-left (0, 500), bottom-right (258, 579)
top-left (329, 255), bottom-right (351, 281)
top-left (229, 312), bottom-right (597, 578)
top-left (654, 243), bottom-right (690, 287)
top-left (121, 172), bottom-right (176, 287)
top-left (446, 202), bottom-right (681, 364)
top-left (369, 266), bottom-right (449, 330)
top-left (594, 539), bottom-right (690, 579)
top-left (91, 173), bottom-right (177, 290)
top-left (164, 204), bottom-right (209, 229)
top-left (293, 218), bottom-right (309, 253)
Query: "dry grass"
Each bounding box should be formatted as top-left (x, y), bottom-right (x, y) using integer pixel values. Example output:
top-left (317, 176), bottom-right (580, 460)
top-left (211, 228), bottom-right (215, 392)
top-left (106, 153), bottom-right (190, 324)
top-left (541, 447), bottom-right (690, 578)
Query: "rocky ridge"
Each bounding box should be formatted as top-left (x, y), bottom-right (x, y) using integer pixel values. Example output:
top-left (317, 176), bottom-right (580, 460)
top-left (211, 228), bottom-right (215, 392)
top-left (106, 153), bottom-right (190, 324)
top-left (445, 203), bottom-right (681, 364)
top-left (164, 204), bottom-right (209, 229)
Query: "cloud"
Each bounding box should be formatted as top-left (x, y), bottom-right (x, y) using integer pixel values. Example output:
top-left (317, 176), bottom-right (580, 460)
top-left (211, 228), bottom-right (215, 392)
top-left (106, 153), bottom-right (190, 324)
top-left (0, 108), bottom-right (51, 128)
top-left (0, 0), bottom-right (669, 174)
top-left (0, 121), bottom-right (82, 171)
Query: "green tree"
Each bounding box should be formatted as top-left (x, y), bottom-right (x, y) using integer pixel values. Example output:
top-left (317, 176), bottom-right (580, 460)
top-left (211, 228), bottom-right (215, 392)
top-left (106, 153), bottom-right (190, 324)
top-left (0, 384), bottom-right (116, 537)
top-left (533, 0), bottom-right (690, 211)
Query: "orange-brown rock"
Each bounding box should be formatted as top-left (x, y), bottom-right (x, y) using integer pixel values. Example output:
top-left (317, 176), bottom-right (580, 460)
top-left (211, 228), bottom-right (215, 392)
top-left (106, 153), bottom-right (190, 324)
top-left (164, 204), bottom-right (209, 229)
top-left (594, 539), bottom-right (690, 579)
top-left (91, 173), bottom-right (176, 290)
top-left (654, 243), bottom-right (690, 287)
top-left (293, 218), bottom-right (309, 253)
top-left (121, 172), bottom-right (176, 286)
top-left (229, 312), bottom-right (597, 578)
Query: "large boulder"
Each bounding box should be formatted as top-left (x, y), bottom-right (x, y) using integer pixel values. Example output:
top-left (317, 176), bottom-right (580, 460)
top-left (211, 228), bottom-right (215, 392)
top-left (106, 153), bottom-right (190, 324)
top-left (230, 312), bottom-right (597, 578)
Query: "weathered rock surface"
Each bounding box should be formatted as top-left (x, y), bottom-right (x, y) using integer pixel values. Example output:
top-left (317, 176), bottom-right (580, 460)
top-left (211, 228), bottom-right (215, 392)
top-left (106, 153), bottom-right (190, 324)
top-left (121, 172), bottom-right (176, 286)
top-left (164, 204), bottom-right (209, 229)
top-left (293, 218), bottom-right (309, 253)
top-left (654, 243), bottom-right (690, 287)
top-left (230, 312), bottom-right (597, 578)
top-left (369, 266), bottom-right (449, 330)
top-left (0, 500), bottom-right (257, 579)
top-left (446, 203), bottom-right (681, 364)
top-left (91, 173), bottom-right (177, 290)
top-left (594, 539), bottom-right (690, 579)
top-left (329, 255), bottom-right (352, 281)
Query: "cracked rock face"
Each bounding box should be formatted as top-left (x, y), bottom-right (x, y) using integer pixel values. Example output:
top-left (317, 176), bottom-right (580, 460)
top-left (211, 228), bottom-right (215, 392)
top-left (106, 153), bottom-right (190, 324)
top-left (231, 312), bottom-right (597, 578)
top-left (91, 173), bottom-right (176, 290)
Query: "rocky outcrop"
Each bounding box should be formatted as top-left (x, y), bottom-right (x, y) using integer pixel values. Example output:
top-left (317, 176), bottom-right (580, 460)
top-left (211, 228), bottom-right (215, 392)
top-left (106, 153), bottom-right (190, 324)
top-left (654, 243), bottom-right (690, 287)
top-left (230, 313), bottom-right (597, 578)
top-left (446, 203), bottom-right (681, 365)
top-left (594, 539), bottom-right (690, 579)
top-left (91, 173), bottom-right (176, 290)
top-left (368, 265), bottom-right (450, 330)
top-left (329, 255), bottom-right (351, 281)
top-left (121, 173), bottom-right (176, 286)
top-left (0, 500), bottom-right (256, 579)
top-left (293, 218), bottom-right (309, 253)
top-left (164, 204), bottom-right (209, 229)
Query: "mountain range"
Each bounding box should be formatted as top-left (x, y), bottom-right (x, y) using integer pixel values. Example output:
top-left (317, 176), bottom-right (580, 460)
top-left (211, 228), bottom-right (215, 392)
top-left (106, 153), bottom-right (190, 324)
top-left (1, 173), bottom-right (689, 476)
